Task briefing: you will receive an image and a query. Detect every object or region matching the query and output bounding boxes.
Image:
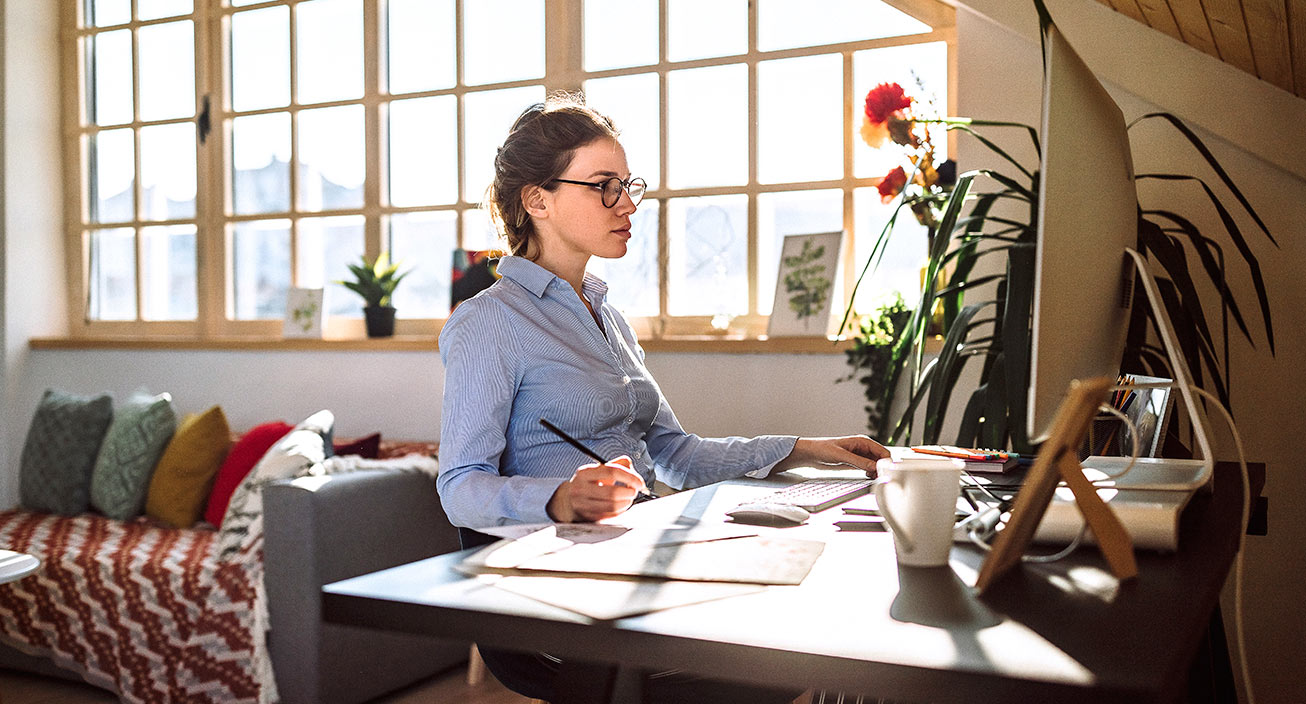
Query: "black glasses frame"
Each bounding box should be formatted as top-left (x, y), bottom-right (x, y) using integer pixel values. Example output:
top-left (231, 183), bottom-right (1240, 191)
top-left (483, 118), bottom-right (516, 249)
top-left (550, 176), bottom-right (647, 208)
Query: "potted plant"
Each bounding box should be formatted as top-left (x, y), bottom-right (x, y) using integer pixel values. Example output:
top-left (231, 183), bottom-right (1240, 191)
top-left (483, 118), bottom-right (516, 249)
top-left (337, 252), bottom-right (410, 338)
top-left (843, 1), bottom-right (1277, 453)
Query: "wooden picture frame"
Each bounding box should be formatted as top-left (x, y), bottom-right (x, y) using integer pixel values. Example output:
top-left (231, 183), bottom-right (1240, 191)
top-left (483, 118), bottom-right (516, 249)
top-left (975, 376), bottom-right (1137, 593)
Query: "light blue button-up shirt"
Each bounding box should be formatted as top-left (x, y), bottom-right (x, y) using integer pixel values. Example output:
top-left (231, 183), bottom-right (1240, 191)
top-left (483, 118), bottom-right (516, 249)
top-left (437, 256), bottom-right (797, 529)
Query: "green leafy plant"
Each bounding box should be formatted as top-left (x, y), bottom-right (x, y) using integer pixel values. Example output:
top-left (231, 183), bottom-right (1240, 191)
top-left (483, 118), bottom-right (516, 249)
top-left (843, 3), bottom-right (1276, 453)
top-left (842, 294), bottom-right (911, 439)
top-left (337, 252), bottom-right (410, 308)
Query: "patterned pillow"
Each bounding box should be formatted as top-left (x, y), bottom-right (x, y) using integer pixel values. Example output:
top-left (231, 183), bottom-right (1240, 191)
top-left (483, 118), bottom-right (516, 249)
top-left (145, 405), bottom-right (233, 528)
top-left (19, 389), bottom-right (115, 515)
top-left (90, 390), bottom-right (178, 520)
top-left (216, 409), bottom-right (334, 560)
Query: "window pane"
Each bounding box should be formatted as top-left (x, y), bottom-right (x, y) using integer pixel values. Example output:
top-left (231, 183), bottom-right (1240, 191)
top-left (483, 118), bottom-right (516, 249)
top-left (461, 208), bottom-right (499, 251)
top-left (139, 21), bottom-right (195, 121)
top-left (668, 65), bottom-right (746, 188)
top-left (757, 190), bottom-right (843, 314)
top-left (231, 6), bottom-right (290, 112)
top-left (88, 228), bottom-right (136, 320)
top-left (89, 29), bottom-right (132, 126)
top-left (853, 187), bottom-right (926, 312)
top-left (388, 211), bottom-right (458, 317)
top-left (87, 0), bottom-right (130, 27)
top-left (758, 0), bottom-right (931, 51)
top-left (297, 0), bottom-right (363, 104)
top-left (464, 0), bottom-right (544, 86)
top-left (138, 0), bottom-right (192, 23)
top-left (853, 42), bottom-right (948, 179)
top-left (231, 219), bottom-right (291, 320)
top-left (588, 200), bottom-right (659, 317)
top-left (759, 55), bottom-right (842, 184)
top-left (298, 105), bottom-right (365, 211)
top-left (232, 112), bottom-right (291, 215)
top-left (389, 96), bottom-right (458, 207)
top-left (668, 195), bottom-right (747, 317)
top-left (584, 1), bottom-right (657, 71)
top-left (463, 86), bottom-right (546, 202)
top-left (141, 224), bottom-right (197, 320)
top-left (583, 73), bottom-right (660, 190)
top-left (388, 0), bottom-right (455, 94)
top-left (91, 128), bottom-right (135, 223)
top-left (298, 215), bottom-right (364, 316)
top-left (140, 123), bottom-right (196, 220)
top-left (667, 0), bottom-right (746, 62)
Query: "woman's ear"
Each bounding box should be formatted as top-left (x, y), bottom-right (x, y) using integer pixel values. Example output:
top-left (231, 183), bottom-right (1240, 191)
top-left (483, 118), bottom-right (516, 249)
top-left (521, 185), bottom-right (549, 219)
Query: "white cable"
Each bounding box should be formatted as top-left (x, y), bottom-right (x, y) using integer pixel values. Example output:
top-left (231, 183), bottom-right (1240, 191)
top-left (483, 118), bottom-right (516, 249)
top-left (1189, 385), bottom-right (1255, 704)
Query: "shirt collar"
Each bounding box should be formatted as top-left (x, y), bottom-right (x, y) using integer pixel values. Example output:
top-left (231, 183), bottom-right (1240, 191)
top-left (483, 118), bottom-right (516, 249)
top-left (498, 255), bottom-right (610, 302)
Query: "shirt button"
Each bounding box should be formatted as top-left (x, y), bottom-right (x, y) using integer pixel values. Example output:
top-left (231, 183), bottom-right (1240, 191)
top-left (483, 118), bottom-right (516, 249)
top-left (621, 375), bottom-right (631, 385)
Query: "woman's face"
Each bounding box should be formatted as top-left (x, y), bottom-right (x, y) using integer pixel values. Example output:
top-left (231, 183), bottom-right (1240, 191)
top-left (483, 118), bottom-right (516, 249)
top-left (536, 137), bottom-right (638, 262)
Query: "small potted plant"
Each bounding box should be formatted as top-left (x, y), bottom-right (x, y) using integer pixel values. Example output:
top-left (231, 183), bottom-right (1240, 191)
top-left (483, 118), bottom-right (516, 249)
top-left (337, 252), bottom-right (410, 338)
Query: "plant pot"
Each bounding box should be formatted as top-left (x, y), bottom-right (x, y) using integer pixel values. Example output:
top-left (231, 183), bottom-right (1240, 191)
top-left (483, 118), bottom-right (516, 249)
top-left (363, 305), bottom-right (396, 338)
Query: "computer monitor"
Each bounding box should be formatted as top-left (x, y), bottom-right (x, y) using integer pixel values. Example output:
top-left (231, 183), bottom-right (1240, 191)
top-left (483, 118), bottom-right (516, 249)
top-left (1028, 24), bottom-right (1214, 487)
top-left (1027, 23), bottom-right (1138, 444)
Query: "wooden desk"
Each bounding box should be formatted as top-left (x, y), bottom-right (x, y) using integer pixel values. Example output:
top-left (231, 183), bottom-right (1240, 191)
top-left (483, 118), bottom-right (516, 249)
top-left (323, 463), bottom-right (1245, 704)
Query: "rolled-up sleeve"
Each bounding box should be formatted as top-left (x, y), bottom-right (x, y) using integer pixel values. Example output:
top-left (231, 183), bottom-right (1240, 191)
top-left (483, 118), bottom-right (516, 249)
top-left (437, 297), bottom-right (565, 528)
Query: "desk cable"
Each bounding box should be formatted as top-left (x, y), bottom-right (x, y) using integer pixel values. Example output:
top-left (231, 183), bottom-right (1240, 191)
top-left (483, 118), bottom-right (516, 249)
top-left (1188, 385), bottom-right (1254, 704)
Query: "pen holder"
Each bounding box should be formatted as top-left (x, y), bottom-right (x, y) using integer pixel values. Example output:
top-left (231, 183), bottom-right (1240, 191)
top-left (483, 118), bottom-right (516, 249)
top-left (1080, 413), bottom-right (1125, 458)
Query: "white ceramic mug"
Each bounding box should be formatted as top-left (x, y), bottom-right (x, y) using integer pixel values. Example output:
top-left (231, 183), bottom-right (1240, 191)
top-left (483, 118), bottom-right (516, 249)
top-left (874, 457), bottom-right (965, 567)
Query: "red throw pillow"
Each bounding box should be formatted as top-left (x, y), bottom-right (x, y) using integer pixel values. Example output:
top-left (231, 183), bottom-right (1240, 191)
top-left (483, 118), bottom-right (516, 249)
top-left (203, 421), bottom-right (294, 526)
top-left (333, 432), bottom-right (382, 459)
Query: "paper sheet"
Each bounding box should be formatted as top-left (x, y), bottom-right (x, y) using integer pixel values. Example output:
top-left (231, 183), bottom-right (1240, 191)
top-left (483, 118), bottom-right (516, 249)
top-left (459, 525), bottom-right (824, 585)
top-left (480, 573), bottom-right (767, 620)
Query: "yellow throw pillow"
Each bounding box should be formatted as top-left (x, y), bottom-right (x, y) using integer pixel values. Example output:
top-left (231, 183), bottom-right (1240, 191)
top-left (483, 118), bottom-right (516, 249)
top-left (145, 406), bottom-right (232, 528)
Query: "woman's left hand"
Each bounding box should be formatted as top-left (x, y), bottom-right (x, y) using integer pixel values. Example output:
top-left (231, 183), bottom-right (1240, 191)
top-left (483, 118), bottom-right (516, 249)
top-left (774, 436), bottom-right (890, 477)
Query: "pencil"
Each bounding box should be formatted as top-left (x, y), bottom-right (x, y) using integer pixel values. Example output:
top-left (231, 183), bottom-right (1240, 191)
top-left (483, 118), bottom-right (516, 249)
top-left (538, 418), bottom-right (651, 496)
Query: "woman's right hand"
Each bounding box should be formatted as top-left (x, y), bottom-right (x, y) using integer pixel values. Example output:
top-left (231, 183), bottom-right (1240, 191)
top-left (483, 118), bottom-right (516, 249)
top-left (546, 455), bottom-right (646, 523)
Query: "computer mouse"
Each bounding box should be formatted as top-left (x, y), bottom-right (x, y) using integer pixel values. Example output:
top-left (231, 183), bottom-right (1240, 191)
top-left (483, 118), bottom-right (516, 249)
top-left (725, 502), bottom-right (811, 527)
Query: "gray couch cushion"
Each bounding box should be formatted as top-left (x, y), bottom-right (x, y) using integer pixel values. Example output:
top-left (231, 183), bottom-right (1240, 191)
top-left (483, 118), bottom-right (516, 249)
top-left (90, 390), bottom-right (178, 520)
top-left (19, 389), bottom-right (115, 515)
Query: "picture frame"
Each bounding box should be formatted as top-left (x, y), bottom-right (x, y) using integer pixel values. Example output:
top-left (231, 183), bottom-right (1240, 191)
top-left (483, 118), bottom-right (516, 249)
top-left (767, 231), bottom-right (845, 337)
top-left (283, 288), bottom-right (324, 339)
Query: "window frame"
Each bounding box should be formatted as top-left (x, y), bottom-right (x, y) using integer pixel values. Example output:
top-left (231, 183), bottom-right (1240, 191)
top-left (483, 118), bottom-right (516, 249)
top-left (62, 0), bottom-right (957, 343)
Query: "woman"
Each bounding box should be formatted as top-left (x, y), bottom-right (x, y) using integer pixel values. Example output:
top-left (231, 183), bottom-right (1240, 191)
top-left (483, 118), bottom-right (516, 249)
top-left (437, 93), bottom-right (888, 702)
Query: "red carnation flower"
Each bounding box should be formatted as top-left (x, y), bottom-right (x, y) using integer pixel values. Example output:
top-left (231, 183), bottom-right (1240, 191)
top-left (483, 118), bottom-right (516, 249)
top-left (877, 166), bottom-right (907, 203)
top-left (863, 83), bottom-right (913, 125)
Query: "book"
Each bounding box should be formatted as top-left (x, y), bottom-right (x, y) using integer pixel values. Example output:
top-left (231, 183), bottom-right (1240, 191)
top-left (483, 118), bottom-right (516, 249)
top-left (894, 446), bottom-right (1019, 474)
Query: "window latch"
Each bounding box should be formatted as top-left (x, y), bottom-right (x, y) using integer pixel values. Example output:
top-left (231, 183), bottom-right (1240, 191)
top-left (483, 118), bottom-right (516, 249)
top-left (197, 95), bottom-right (212, 145)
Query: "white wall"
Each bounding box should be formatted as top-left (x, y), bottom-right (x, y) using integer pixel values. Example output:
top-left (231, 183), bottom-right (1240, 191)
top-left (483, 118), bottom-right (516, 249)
top-left (958, 2), bottom-right (1306, 702)
top-left (2, 0), bottom-right (66, 509)
top-left (7, 346), bottom-right (869, 463)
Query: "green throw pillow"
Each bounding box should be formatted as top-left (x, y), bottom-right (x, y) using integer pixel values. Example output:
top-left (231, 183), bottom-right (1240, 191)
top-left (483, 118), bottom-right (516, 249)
top-left (90, 390), bottom-right (178, 520)
top-left (19, 389), bottom-right (115, 515)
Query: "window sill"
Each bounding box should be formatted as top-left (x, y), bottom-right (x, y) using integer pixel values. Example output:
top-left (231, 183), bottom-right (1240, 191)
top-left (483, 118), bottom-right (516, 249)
top-left (29, 334), bottom-right (865, 355)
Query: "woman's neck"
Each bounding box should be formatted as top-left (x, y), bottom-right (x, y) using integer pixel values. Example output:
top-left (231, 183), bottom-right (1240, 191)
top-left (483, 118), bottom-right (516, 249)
top-left (534, 250), bottom-right (589, 299)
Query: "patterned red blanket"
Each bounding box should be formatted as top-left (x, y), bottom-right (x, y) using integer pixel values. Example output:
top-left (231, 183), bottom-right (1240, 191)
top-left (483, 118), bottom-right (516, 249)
top-left (0, 509), bottom-right (274, 703)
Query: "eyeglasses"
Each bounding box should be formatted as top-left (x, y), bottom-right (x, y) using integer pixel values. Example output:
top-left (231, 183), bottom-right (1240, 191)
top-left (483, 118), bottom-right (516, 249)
top-left (550, 176), bottom-right (647, 208)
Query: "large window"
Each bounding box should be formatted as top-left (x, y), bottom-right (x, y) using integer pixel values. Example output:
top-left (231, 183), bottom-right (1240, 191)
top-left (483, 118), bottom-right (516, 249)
top-left (67, 0), bottom-right (954, 340)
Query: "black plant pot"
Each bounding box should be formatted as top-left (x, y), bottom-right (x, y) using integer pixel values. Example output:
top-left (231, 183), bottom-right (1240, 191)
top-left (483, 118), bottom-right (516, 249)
top-left (364, 305), bottom-right (396, 338)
